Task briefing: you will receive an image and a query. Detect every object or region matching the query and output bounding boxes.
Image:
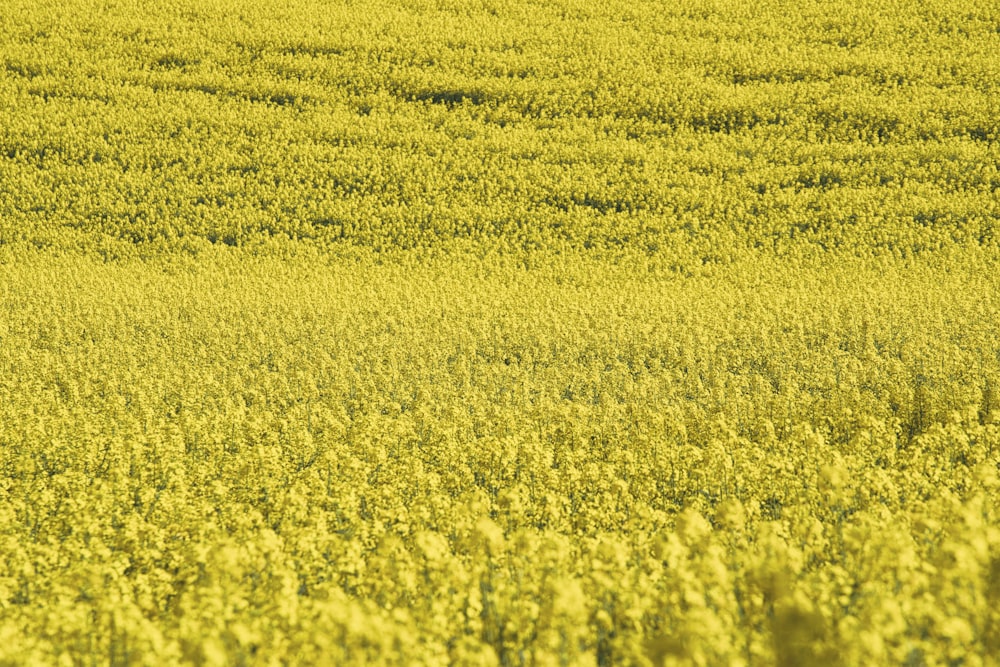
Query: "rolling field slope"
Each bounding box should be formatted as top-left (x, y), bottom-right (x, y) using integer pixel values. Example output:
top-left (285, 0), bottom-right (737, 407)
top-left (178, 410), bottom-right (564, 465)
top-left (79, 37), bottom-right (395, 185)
top-left (2, 1), bottom-right (1000, 664)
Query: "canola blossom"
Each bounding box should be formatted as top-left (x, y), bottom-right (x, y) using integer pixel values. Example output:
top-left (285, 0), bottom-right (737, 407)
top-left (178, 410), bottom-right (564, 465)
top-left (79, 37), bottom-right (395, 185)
top-left (1, 0), bottom-right (999, 665)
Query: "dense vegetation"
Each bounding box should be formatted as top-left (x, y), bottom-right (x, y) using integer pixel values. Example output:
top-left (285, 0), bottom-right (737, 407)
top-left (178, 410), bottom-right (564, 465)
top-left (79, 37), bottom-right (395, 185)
top-left (2, 0), bottom-right (997, 257)
top-left (2, 0), bottom-right (999, 664)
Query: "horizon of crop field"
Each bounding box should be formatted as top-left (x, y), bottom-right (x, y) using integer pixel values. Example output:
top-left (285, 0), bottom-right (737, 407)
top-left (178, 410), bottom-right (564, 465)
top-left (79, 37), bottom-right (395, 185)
top-left (2, 1), bottom-right (1000, 665)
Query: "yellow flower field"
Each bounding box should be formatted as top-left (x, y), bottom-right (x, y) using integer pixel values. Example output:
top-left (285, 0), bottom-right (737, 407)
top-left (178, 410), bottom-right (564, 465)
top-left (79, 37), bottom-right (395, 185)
top-left (1, 0), bottom-right (999, 664)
